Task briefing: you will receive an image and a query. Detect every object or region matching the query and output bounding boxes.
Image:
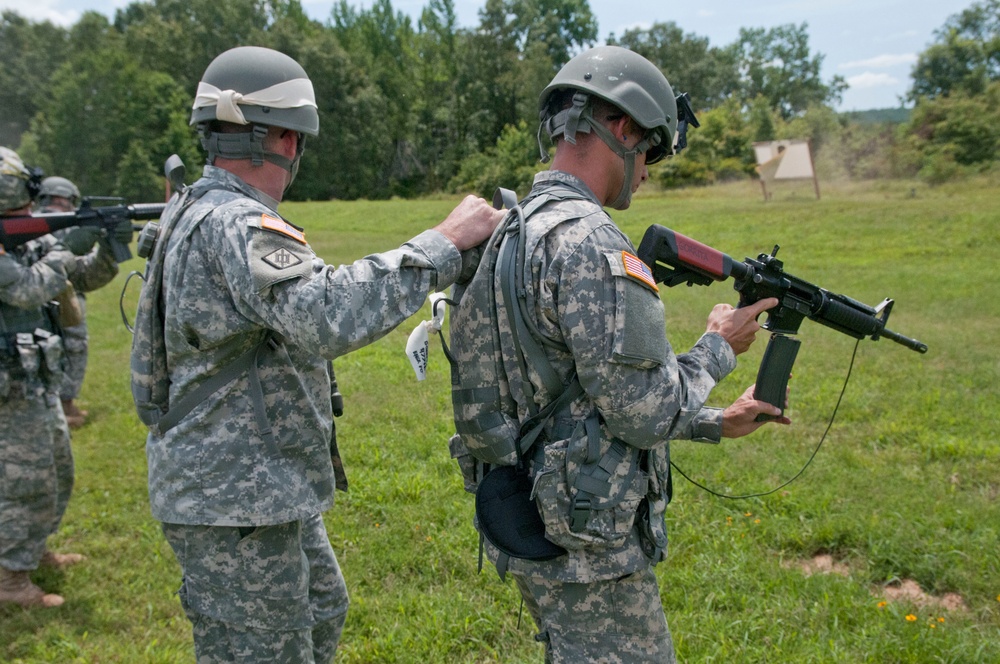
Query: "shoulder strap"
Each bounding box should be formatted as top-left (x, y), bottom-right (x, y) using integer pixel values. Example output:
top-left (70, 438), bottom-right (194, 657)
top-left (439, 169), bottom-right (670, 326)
top-left (494, 188), bottom-right (580, 464)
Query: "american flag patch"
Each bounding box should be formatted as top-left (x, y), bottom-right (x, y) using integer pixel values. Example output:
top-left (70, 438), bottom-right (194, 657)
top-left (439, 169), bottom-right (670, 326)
top-left (261, 214), bottom-right (306, 244)
top-left (622, 251), bottom-right (658, 292)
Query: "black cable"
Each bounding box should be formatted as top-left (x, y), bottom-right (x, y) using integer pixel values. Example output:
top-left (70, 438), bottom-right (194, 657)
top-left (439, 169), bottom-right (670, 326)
top-left (670, 340), bottom-right (860, 500)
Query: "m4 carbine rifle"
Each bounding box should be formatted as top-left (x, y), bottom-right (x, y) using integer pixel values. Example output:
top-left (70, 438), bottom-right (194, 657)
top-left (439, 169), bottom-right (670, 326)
top-left (637, 224), bottom-right (927, 420)
top-left (0, 199), bottom-right (166, 263)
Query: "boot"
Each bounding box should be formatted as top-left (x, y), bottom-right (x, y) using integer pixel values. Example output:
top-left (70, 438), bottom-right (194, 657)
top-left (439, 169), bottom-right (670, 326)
top-left (40, 550), bottom-right (86, 568)
top-left (61, 399), bottom-right (87, 429)
top-left (0, 568), bottom-right (64, 608)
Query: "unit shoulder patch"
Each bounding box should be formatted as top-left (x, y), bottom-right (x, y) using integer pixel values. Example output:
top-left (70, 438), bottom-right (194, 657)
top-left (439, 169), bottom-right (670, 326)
top-left (247, 215), bottom-right (314, 294)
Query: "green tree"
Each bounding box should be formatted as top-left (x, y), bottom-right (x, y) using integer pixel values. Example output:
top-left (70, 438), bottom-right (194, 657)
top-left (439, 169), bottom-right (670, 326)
top-left (909, 0), bottom-right (1000, 100)
top-left (449, 120), bottom-right (544, 197)
top-left (332, 0), bottom-right (422, 196)
top-left (608, 21), bottom-right (740, 110)
top-left (0, 11), bottom-right (71, 147)
top-left (22, 43), bottom-right (198, 200)
top-left (735, 23), bottom-right (846, 119)
top-left (113, 0), bottom-right (278, 94)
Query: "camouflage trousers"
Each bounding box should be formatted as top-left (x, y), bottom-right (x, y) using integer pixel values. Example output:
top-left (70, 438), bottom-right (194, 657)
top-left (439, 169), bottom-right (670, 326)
top-left (59, 295), bottom-right (88, 401)
top-left (161, 514), bottom-right (348, 664)
top-left (0, 376), bottom-right (74, 570)
top-left (513, 566), bottom-right (675, 664)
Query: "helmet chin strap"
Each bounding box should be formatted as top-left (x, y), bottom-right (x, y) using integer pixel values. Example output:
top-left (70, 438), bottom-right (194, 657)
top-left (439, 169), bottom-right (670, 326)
top-left (200, 124), bottom-right (306, 193)
top-left (540, 92), bottom-right (657, 210)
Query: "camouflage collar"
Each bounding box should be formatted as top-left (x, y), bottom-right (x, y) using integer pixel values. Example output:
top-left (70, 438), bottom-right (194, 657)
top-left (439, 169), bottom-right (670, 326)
top-left (201, 165), bottom-right (280, 212)
top-left (532, 170), bottom-right (601, 206)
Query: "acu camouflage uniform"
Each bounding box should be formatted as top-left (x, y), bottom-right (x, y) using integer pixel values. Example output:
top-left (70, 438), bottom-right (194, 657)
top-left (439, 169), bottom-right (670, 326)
top-left (137, 165), bottom-right (467, 662)
top-left (0, 229), bottom-right (89, 572)
top-left (37, 219), bottom-right (119, 406)
top-left (469, 171), bottom-right (736, 662)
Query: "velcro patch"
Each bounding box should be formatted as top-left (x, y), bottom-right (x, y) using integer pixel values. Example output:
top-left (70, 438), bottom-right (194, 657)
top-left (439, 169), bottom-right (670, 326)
top-left (261, 214), bottom-right (306, 244)
top-left (262, 247), bottom-right (304, 270)
top-left (622, 251), bottom-right (658, 292)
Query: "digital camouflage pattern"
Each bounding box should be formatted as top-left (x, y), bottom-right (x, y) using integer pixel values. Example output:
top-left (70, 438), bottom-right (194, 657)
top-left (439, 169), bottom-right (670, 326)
top-left (467, 170), bottom-right (736, 584)
top-left (37, 219), bottom-right (122, 401)
top-left (134, 164), bottom-right (466, 660)
top-left (451, 170), bottom-right (736, 661)
top-left (141, 165), bottom-right (464, 527)
top-left (0, 147), bottom-right (32, 213)
top-left (162, 515), bottom-right (347, 663)
top-left (0, 239), bottom-right (77, 573)
top-left (514, 568), bottom-right (675, 664)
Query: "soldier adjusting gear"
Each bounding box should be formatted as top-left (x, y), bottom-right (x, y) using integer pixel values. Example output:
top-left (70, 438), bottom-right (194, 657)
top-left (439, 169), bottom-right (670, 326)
top-left (537, 46), bottom-right (696, 209)
top-left (191, 46), bottom-right (319, 187)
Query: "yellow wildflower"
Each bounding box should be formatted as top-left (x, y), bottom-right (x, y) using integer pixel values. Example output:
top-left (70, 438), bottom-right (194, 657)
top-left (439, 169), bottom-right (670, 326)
top-left (905, 614), bottom-right (917, 622)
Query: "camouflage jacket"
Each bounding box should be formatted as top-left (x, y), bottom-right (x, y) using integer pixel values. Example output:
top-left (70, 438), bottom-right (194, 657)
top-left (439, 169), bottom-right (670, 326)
top-left (22, 230), bottom-right (119, 294)
top-left (0, 239), bottom-right (74, 335)
top-left (145, 166), bottom-right (464, 526)
top-left (492, 170), bottom-right (737, 583)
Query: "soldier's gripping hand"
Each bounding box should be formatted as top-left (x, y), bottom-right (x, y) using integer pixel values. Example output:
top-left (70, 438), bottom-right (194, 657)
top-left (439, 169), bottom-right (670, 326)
top-left (433, 195), bottom-right (506, 252)
top-left (705, 297), bottom-right (778, 356)
top-left (721, 384), bottom-right (791, 438)
top-left (109, 218), bottom-right (134, 246)
top-left (60, 226), bottom-right (103, 256)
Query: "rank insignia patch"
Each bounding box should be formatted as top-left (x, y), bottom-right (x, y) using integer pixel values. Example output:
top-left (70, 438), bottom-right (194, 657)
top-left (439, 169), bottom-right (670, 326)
top-left (261, 214), bottom-right (306, 244)
top-left (262, 247), bottom-right (304, 270)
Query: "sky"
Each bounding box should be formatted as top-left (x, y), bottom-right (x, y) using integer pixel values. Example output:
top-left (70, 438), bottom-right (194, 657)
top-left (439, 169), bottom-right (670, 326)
top-left (2, 0), bottom-right (978, 111)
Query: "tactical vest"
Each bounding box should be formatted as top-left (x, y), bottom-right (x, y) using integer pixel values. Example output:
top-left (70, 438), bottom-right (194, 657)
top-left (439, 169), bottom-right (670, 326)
top-left (445, 185), bottom-right (668, 568)
top-left (128, 179), bottom-right (279, 440)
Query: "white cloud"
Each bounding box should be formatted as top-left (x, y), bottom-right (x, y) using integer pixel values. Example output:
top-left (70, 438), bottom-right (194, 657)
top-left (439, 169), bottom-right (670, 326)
top-left (846, 72), bottom-right (900, 89)
top-left (839, 53), bottom-right (918, 70)
top-left (0, 0), bottom-right (80, 26)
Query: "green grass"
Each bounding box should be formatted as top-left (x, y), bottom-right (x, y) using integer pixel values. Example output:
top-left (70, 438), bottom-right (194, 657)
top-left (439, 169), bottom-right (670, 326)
top-left (2, 175), bottom-right (998, 662)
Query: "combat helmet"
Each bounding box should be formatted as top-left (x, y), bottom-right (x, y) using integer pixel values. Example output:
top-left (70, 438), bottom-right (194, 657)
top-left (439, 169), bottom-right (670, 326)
top-left (38, 176), bottom-right (81, 209)
top-left (0, 147), bottom-right (42, 213)
top-left (538, 46), bottom-right (698, 209)
top-left (191, 46), bottom-right (318, 185)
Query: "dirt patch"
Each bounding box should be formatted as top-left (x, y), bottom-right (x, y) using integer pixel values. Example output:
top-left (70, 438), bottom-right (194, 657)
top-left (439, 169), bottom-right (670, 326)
top-left (791, 553), bottom-right (851, 577)
top-left (786, 555), bottom-right (968, 613)
top-left (879, 579), bottom-right (968, 612)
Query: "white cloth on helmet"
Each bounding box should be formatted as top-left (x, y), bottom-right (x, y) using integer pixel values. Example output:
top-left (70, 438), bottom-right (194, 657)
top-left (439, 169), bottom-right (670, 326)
top-left (193, 79), bottom-right (317, 125)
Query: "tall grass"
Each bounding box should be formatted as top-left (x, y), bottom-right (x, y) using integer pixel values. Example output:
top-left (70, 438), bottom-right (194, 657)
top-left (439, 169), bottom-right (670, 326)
top-left (2, 176), bottom-right (998, 662)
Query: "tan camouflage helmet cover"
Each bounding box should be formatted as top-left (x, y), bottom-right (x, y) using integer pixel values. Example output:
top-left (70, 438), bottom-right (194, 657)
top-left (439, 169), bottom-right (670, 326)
top-left (0, 147), bottom-right (33, 213)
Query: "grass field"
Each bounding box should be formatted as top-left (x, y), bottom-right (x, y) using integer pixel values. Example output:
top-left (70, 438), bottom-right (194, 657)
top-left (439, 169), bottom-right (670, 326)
top-left (2, 175), bottom-right (998, 662)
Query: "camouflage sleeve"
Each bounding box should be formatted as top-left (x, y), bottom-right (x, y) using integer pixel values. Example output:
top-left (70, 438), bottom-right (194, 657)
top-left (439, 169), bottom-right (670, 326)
top-left (553, 224), bottom-right (736, 448)
top-left (0, 247), bottom-right (73, 309)
top-left (209, 206), bottom-right (462, 358)
top-left (66, 240), bottom-right (119, 292)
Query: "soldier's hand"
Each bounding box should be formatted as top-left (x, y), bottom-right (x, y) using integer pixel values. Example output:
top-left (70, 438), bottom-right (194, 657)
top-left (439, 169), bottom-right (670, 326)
top-left (59, 226), bottom-right (103, 256)
top-left (721, 384), bottom-right (791, 438)
top-left (110, 218), bottom-right (133, 246)
top-left (705, 297), bottom-right (778, 355)
top-left (434, 195), bottom-right (505, 251)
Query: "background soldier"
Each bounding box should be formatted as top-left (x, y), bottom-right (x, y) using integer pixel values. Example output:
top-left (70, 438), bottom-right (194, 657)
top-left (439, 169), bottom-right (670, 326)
top-left (0, 148), bottom-right (118, 608)
top-left (34, 176), bottom-right (119, 428)
top-left (452, 46), bottom-right (789, 662)
top-left (130, 46), bottom-right (503, 662)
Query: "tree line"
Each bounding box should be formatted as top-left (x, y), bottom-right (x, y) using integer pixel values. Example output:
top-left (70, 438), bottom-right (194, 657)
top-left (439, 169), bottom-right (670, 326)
top-left (1, 0), bottom-right (997, 202)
